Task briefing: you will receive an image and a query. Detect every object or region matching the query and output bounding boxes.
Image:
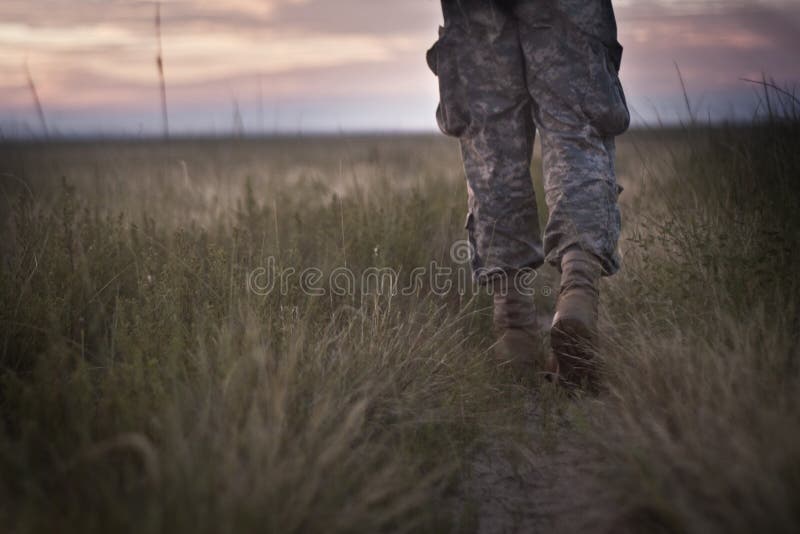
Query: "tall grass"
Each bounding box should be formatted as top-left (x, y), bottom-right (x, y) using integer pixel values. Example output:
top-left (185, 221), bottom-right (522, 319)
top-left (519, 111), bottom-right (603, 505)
top-left (588, 92), bottom-right (800, 533)
top-left (0, 135), bottom-right (533, 533)
top-left (1, 88), bottom-right (799, 532)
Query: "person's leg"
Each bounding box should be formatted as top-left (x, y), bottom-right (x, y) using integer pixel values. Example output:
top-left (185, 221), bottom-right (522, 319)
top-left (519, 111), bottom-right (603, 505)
top-left (427, 0), bottom-right (544, 368)
top-left (428, 0), bottom-right (544, 279)
top-left (514, 0), bottom-right (627, 274)
top-left (513, 0), bottom-right (630, 387)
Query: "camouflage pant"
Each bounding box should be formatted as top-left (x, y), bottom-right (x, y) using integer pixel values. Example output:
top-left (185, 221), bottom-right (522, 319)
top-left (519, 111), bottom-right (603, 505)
top-left (427, 0), bottom-right (629, 279)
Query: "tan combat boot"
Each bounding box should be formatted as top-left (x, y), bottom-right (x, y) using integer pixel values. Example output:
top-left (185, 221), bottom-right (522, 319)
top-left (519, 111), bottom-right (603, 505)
top-left (550, 247), bottom-right (602, 390)
top-left (492, 275), bottom-right (540, 372)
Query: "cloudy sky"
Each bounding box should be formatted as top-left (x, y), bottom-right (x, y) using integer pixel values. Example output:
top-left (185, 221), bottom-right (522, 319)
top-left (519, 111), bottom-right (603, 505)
top-left (1, 0), bottom-right (798, 136)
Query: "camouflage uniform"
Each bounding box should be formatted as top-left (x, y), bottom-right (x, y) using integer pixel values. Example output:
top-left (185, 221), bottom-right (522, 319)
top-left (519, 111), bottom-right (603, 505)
top-left (427, 0), bottom-right (629, 279)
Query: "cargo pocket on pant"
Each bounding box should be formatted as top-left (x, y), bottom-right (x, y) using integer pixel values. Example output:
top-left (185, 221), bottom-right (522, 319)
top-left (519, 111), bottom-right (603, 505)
top-left (582, 41), bottom-right (630, 137)
top-left (426, 25), bottom-right (471, 137)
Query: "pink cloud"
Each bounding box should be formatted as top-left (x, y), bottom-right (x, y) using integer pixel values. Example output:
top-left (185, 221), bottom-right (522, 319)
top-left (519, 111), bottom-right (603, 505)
top-left (1, 0), bottom-right (798, 132)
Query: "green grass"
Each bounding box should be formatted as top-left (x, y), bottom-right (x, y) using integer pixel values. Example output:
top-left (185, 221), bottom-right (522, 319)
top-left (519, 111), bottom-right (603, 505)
top-left (1, 100), bottom-right (799, 532)
top-left (593, 116), bottom-right (800, 533)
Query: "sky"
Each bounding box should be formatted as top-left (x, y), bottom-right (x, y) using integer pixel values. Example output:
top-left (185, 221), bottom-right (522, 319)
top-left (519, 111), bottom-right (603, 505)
top-left (1, 0), bottom-right (799, 136)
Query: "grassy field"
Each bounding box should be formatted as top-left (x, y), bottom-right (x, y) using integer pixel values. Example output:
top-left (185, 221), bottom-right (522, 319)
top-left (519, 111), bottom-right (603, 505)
top-left (1, 105), bottom-right (799, 532)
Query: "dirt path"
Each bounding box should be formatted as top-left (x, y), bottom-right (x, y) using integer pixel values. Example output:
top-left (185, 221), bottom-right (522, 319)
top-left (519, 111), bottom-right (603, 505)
top-left (459, 396), bottom-right (618, 534)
